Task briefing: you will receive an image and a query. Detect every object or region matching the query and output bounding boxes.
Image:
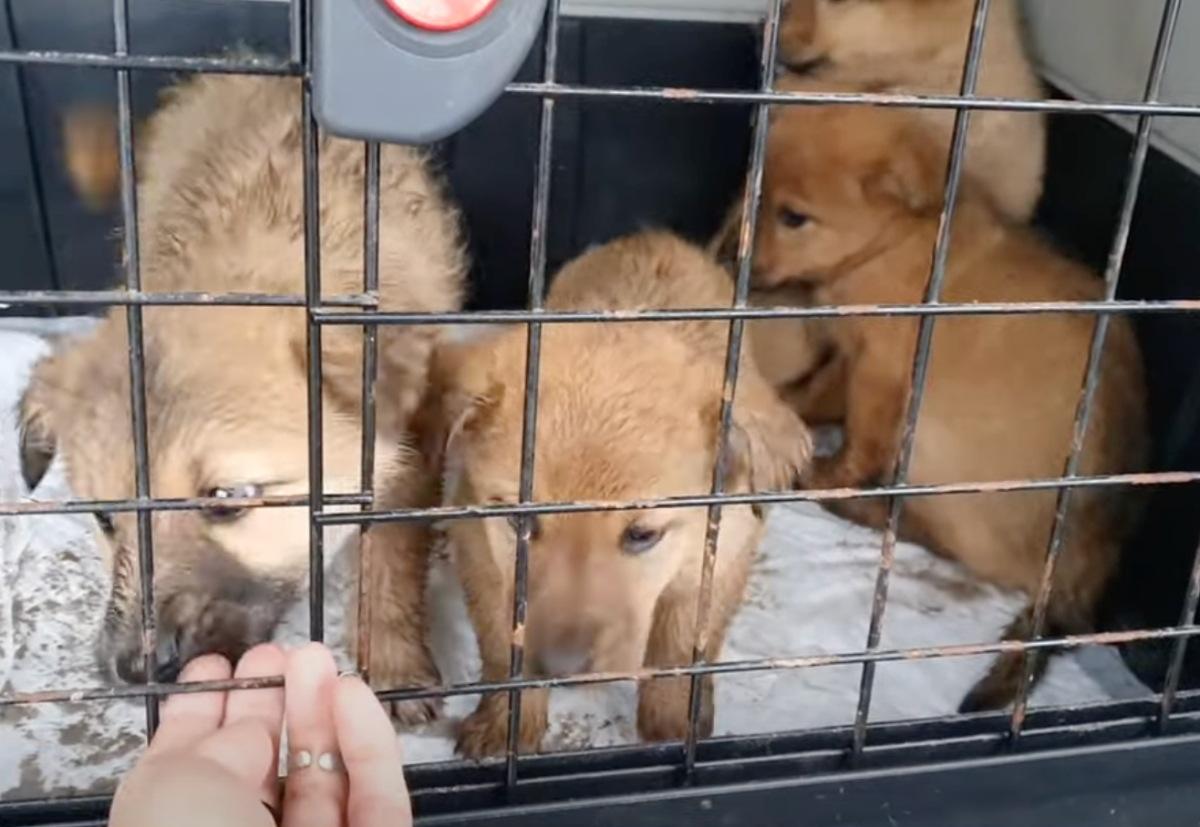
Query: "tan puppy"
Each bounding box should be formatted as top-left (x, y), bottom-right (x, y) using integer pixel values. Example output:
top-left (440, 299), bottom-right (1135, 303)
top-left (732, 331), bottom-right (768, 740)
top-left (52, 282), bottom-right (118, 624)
top-left (62, 104), bottom-right (121, 212)
top-left (426, 232), bottom-right (812, 757)
top-left (748, 101), bottom-right (1147, 711)
top-left (776, 0), bottom-right (1046, 222)
top-left (21, 74), bottom-right (466, 722)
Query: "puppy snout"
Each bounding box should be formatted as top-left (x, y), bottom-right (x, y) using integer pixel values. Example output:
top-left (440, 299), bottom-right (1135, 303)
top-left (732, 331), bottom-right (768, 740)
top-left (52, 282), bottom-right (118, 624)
top-left (533, 647), bottom-right (592, 678)
top-left (103, 592), bottom-right (284, 684)
top-left (530, 623), bottom-right (598, 678)
top-left (112, 635), bottom-right (182, 684)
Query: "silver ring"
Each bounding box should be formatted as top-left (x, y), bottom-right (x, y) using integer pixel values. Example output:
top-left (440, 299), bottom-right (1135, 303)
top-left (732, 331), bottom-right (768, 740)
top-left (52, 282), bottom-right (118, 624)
top-left (289, 749), bottom-right (345, 773)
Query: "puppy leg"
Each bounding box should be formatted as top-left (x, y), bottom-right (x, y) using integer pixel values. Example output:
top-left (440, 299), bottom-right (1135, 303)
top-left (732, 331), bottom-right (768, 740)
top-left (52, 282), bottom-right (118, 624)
top-left (360, 513), bottom-right (443, 726)
top-left (455, 547), bottom-right (548, 758)
top-left (959, 499), bottom-right (1118, 713)
top-left (457, 684), bottom-right (550, 760)
top-left (807, 335), bottom-right (910, 490)
top-left (356, 465), bottom-right (443, 724)
top-left (958, 604), bottom-right (1043, 713)
top-left (638, 571), bottom-right (744, 743)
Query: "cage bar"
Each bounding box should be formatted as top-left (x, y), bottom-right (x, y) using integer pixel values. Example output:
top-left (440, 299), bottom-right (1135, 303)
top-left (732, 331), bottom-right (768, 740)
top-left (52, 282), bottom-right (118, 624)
top-left (681, 0), bottom-right (783, 776)
top-left (301, 0), bottom-right (325, 642)
top-left (1160, 535), bottom-right (1200, 730)
top-left (504, 0), bottom-right (563, 790)
top-left (0, 289), bottom-right (373, 307)
top-left (355, 141), bottom-right (382, 677)
top-left (313, 469), bottom-right (1200, 528)
top-left (0, 467), bottom-right (1193, 524)
top-left (5, 622), bottom-right (1198, 711)
top-left (110, 0), bottom-right (160, 736)
top-left (503, 82), bottom-right (1200, 118)
top-left (850, 0), bottom-right (992, 756)
top-left (0, 48), bottom-right (297, 74)
top-left (311, 298), bottom-right (1200, 327)
top-left (1008, 0), bottom-right (1185, 742)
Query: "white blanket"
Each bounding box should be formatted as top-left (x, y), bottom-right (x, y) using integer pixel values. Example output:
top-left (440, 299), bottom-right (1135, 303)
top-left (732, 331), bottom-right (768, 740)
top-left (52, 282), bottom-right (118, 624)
top-left (0, 321), bottom-right (1148, 799)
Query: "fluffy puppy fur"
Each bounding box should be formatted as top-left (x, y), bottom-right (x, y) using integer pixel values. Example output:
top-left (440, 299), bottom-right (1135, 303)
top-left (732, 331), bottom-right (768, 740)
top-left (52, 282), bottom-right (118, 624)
top-left (775, 0), bottom-right (1046, 222)
top-left (425, 231), bottom-right (811, 757)
top-left (745, 101), bottom-right (1147, 711)
top-left (22, 74), bottom-right (466, 723)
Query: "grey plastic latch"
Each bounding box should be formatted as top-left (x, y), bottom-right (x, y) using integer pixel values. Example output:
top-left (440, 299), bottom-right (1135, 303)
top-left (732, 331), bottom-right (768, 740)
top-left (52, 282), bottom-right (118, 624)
top-left (313, 0), bottom-right (548, 144)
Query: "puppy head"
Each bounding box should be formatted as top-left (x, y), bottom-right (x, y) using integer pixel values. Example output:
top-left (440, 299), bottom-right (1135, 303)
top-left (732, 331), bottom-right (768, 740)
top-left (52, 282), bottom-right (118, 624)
top-left (750, 93), bottom-right (950, 288)
top-left (20, 310), bottom-right (395, 683)
top-left (780, 0), bottom-right (972, 71)
top-left (431, 321), bottom-right (808, 678)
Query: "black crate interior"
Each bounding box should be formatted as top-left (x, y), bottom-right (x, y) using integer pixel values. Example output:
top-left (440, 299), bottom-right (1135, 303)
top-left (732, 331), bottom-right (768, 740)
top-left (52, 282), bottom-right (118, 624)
top-left (3, 0), bottom-right (1200, 823)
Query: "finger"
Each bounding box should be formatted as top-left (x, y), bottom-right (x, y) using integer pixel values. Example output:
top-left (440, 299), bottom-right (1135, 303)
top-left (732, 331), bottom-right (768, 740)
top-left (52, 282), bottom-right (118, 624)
top-left (283, 643), bottom-right (346, 827)
top-left (335, 675), bottom-right (411, 827)
top-left (223, 644), bottom-right (286, 809)
top-left (194, 719), bottom-right (278, 788)
top-left (146, 654), bottom-right (232, 758)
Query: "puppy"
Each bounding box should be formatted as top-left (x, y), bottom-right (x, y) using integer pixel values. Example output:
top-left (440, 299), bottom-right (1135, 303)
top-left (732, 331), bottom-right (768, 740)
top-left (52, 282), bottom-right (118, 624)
top-left (775, 0), bottom-right (1046, 222)
top-left (426, 232), bottom-right (812, 757)
top-left (747, 101), bottom-right (1147, 711)
top-left (63, 104), bottom-right (121, 212)
top-left (21, 74), bottom-right (467, 723)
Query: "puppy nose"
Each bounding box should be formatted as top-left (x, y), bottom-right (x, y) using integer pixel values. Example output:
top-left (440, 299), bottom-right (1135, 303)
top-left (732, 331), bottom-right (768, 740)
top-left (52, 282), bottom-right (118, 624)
top-left (112, 635), bottom-right (181, 684)
top-left (534, 647), bottom-right (591, 678)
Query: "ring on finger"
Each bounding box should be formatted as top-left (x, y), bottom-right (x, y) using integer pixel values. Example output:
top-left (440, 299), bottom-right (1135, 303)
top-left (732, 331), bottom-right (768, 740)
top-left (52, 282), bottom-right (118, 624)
top-left (288, 749), bottom-right (345, 774)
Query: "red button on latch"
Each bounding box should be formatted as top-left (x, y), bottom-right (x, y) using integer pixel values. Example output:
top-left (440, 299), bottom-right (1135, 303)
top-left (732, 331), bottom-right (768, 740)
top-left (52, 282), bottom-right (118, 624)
top-left (384, 0), bottom-right (499, 31)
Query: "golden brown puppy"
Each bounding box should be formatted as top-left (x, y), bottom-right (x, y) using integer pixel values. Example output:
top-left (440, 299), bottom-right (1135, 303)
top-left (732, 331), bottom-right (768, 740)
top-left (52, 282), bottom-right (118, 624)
top-left (775, 0), bottom-right (1046, 222)
top-left (62, 104), bottom-right (122, 212)
top-left (426, 232), bottom-right (812, 757)
top-left (21, 74), bottom-right (466, 723)
top-left (747, 101), bottom-right (1147, 711)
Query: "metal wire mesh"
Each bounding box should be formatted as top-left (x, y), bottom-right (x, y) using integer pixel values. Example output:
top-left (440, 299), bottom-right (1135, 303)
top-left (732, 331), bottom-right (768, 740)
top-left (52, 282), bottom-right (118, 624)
top-left (0, 0), bottom-right (1196, 805)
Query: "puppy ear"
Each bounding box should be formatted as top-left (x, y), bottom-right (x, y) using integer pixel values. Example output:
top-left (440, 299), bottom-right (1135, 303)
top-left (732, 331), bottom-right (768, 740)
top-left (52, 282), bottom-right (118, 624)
top-left (17, 373), bottom-right (57, 493)
top-left (777, 0), bottom-right (818, 65)
top-left (415, 337), bottom-right (506, 478)
top-left (708, 374), bottom-right (813, 493)
top-left (708, 191), bottom-right (744, 272)
top-left (864, 125), bottom-right (949, 214)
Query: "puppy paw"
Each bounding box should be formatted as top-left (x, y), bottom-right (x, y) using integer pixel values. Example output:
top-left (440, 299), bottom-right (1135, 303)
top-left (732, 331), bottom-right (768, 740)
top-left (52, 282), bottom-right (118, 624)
top-left (369, 646), bottom-right (444, 727)
top-left (386, 694), bottom-right (443, 728)
top-left (804, 455), bottom-right (860, 490)
top-left (456, 704), bottom-right (512, 759)
top-left (637, 676), bottom-right (713, 743)
top-left (456, 692), bottom-right (547, 759)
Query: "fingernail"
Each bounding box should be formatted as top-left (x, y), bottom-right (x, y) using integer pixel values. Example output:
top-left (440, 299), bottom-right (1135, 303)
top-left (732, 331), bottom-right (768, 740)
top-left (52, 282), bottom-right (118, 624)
top-left (338, 670), bottom-right (361, 679)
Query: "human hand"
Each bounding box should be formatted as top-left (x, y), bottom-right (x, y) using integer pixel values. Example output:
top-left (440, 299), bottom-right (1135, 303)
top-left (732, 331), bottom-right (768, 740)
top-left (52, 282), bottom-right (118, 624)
top-left (108, 643), bottom-right (285, 827)
top-left (108, 642), bottom-right (412, 827)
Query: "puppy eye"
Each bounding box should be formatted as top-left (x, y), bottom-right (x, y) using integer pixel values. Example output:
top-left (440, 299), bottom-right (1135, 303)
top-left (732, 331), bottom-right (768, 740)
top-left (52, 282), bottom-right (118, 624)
top-left (778, 207), bottom-right (810, 229)
top-left (93, 511), bottom-right (116, 536)
top-left (506, 513), bottom-right (542, 541)
top-left (621, 524), bottom-right (665, 555)
top-left (205, 484), bottom-right (262, 522)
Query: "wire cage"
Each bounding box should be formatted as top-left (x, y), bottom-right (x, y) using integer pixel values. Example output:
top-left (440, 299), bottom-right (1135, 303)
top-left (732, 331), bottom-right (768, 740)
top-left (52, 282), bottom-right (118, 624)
top-left (2, 0), bottom-right (1200, 823)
